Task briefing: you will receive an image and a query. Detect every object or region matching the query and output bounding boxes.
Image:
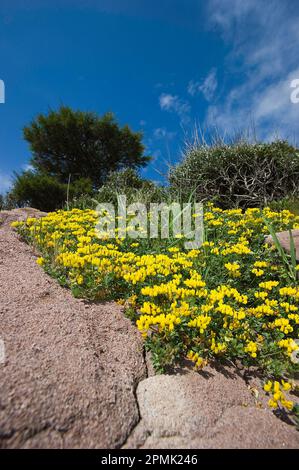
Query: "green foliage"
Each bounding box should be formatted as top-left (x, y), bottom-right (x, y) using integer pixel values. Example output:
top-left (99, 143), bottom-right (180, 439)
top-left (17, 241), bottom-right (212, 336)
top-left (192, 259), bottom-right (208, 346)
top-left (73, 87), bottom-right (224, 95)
top-left (65, 193), bottom-right (97, 211)
top-left (8, 106), bottom-right (151, 212)
top-left (0, 192), bottom-right (17, 210)
top-left (59, 169), bottom-right (168, 211)
top-left (269, 197), bottom-right (299, 215)
top-left (169, 140), bottom-right (299, 208)
top-left (292, 404), bottom-right (299, 429)
top-left (263, 218), bottom-right (297, 285)
top-left (145, 336), bottom-right (184, 374)
top-left (9, 171), bottom-right (95, 212)
top-left (70, 177), bottom-right (94, 198)
top-left (24, 106), bottom-right (150, 188)
top-left (96, 168), bottom-right (168, 206)
top-left (10, 171), bottom-right (68, 211)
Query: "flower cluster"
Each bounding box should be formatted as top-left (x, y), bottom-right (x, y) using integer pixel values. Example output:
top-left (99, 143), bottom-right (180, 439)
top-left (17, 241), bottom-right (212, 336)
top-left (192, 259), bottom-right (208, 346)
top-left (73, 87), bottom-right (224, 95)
top-left (264, 380), bottom-right (294, 411)
top-left (13, 203), bottom-right (299, 414)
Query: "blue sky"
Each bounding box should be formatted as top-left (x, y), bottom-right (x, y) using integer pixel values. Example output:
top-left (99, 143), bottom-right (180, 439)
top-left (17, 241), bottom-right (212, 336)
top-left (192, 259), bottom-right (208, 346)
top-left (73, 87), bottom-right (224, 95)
top-left (1, 0), bottom-right (299, 193)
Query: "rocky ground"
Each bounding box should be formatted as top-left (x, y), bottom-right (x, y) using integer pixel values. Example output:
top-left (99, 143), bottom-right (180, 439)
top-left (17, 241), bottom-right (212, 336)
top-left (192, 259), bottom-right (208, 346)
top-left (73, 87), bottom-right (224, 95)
top-left (0, 209), bottom-right (298, 449)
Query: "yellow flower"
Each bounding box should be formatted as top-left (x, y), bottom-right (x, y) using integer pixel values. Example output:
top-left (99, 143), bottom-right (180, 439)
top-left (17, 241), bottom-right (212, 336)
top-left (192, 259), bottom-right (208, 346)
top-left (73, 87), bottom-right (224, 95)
top-left (273, 381), bottom-right (280, 393)
top-left (280, 398), bottom-right (294, 411)
top-left (188, 314), bottom-right (211, 334)
top-left (263, 381), bottom-right (272, 392)
top-left (268, 399), bottom-right (278, 409)
top-left (251, 268), bottom-right (264, 277)
top-left (244, 341), bottom-right (258, 358)
top-left (273, 391), bottom-right (282, 401)
top-left (253, 261), bottom-right (268, 268)
top-left (264, 378), bottom-right (294, 412)
top-left (259, 281), bottom-right (279, 291)
top-left (225, 262), bottom-right (241, 277)
top-left (254, 291), bottom-right (268, 300)
top-left (11, 221), bottom-right (21, 228)
top-left (278, 338), bottom-right (299, 355)
top-left (187, 350), bottom-right (207, 369)
top-left (281, 380), bottom-right (292, 391)
top-left (272, 318), bottom-right (293, 334)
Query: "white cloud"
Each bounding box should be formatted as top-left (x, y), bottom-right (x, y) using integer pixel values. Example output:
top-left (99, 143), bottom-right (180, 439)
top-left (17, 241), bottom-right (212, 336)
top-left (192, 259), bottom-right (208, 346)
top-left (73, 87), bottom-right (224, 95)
top-left (188, 68), bottom-right (218, 101)
top-left (187, 81), bottom-right (198, 98)
top-left (159, 93), bottom-right (177, 110)
top-left (208, 0), bottom-right (256, 34)
top-left (0, 80), bottom-right (5, 104)
top-left (159, 93), bottom-right (191, 123)
top-left (0, 172), bottom-right (12, 194)
top-left (204, 0), bottom-right (299, 140)
top-left (207, 71), bottom-right (299, 141)
top-left (153, 127), bottom-right (176, 140)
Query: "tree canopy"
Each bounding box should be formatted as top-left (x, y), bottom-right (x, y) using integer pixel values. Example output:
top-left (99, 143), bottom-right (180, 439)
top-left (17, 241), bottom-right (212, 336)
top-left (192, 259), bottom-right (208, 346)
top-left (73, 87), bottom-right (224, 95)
top-left (24, 106), bottom-right (150, 188)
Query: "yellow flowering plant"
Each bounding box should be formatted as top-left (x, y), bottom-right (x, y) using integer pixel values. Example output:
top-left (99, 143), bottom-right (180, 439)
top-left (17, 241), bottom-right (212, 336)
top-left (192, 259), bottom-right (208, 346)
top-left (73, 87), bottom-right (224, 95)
top-left (13, 203), bottom-right (299, 415)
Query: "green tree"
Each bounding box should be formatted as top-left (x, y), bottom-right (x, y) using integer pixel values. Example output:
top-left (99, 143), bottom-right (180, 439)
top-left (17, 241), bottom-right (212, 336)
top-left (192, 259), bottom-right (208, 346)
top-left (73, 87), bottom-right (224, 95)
top-left (24, 106), bottom-right (150, 188)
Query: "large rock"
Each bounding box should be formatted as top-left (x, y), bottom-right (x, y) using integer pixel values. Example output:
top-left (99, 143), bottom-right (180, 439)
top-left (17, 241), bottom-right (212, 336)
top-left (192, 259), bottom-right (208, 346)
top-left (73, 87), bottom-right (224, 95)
top-left (124, 370), bottom-right (299, 449)
top-left (266, 229), bottom-right (299, 261)
top-left (0, 219), bottom-right (146, 448)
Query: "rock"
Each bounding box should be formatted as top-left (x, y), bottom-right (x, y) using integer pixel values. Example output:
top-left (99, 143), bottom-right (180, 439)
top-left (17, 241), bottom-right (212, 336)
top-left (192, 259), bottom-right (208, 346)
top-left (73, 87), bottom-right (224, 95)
top-left (124, 369), bottom-right (299, 449)
top-left (0, 221), bottom-right (147, 448)
top-left (0, 207), bottom-right (47, 226)
top-left (265, 229), bottom-right (299, 261)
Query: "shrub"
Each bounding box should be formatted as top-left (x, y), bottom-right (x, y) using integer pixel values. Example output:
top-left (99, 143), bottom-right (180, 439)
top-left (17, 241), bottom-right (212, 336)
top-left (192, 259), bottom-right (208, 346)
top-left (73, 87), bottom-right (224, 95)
top-left (9, 171), bottom-right (95, 212)
top-left (269, 197), bottom-right (299, 216)
top-left (169, 140), bottom-right (299, 208)
top-left (0, 192), bottom-right (18, 210)
top-left (96, 168), bottom-right (167, 206)
top-left (10, 171), bottom-right (68, 211)
top-left (64, 169), bottom-right (165, 210)
top-left (70, 177), bottom-right (94, 198)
